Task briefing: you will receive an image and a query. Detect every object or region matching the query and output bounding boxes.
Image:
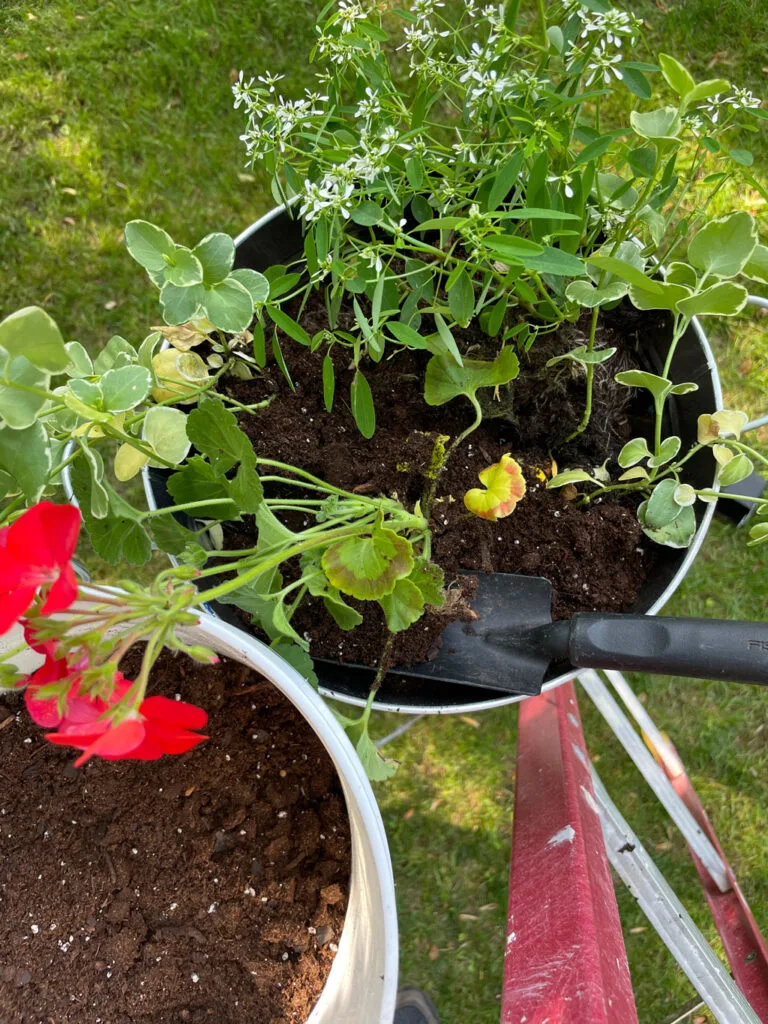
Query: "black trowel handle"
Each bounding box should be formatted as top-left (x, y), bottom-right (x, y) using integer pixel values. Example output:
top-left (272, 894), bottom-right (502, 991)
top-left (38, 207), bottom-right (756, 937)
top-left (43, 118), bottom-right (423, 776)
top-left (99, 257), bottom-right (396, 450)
top-left (569, 614), bottom-right (768, 684)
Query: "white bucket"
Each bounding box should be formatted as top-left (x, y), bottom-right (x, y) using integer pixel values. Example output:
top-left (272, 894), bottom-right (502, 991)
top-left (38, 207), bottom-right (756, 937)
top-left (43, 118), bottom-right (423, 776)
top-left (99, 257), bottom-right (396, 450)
top-left (0, 611), bottom-right (399, 1024)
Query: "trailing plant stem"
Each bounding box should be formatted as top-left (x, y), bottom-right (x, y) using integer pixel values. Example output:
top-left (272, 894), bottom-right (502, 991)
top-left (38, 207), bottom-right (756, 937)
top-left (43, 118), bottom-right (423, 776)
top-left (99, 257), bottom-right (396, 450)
top-left (564, 305), bottom-right (600, 444)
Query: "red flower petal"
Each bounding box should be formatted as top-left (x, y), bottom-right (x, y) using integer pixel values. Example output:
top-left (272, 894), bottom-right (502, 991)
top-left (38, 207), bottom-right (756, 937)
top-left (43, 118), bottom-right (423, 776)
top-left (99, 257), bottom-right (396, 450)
top-left (143, 718), bottom-right (209, 755)
top-left (40, 562), bottom-right (79, 615)
top-left (25, 688), bottom-right (63, 728)
top-left (73, 718), bottom-right (146, 768)
top-left (7, 503), bottom-right (81, 571)
top-left (0, 586), bottom-right (37, 635)
top-left (140, 695), bottom-right (208, 730)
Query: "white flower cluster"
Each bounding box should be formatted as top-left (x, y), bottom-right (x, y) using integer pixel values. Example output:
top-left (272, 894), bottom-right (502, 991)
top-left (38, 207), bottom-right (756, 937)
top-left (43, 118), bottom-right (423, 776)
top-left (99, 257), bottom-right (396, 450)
top-left (236, 81), bottom-right (327, 160)
top-left (575, 7), bottom-right (641, 86)
top-left (577, 8), bottom-right (640, 48)
top-left (702, 87), bottom-right (761, 125)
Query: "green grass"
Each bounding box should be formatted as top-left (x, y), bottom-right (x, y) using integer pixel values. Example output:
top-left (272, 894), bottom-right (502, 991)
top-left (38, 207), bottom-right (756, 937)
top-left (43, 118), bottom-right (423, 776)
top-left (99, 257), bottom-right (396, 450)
top-left (1, 1), bottom-right (767, 1021)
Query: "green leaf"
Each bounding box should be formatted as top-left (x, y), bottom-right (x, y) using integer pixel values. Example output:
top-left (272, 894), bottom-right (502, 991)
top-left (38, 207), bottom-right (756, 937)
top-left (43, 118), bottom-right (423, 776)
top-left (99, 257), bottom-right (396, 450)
top-left (230, 268), bottom-right (270, 304)
top-left (388, 321), bottom-right (430, 350)
top-left (350, 201), bottom-right (384, 226)
top-left (167, 456), bottom-right (238, 519)
top-left (65, 341), bottom-right (93, 377)
top-left (669, 381), bottom-right (698, 396)
top-left (639, 499), bottom-right (696, 548)
top-left (114, 444), bottom-right (150, 482)
top-left (523, 246), bottom-right (587, 278)
top-left (658, 53), bottom-right (695, 97)
top-left (665, 262), bottom-right (698, 288)
top-left (322, 526), bottom-right (413, 600)
top-left (487, 153), bottom-right (523, 212)
top-left (484, 235), bottom-right (543, 263)
top-left (100, 365), bottom-right (152, 412)
top-left (748, 522), bottom-right (768, 547)
top-left (71, 462), bottom-right (152, 565)
top-left (93, 335), bottom-right (137, 373)
top-left (618, 437), bottom-right (652, 468)
top-left (684, 78), bottom-right (730, 107)
top-left (424, 347), bottom-right (519, 406)
top-left (322, 353), bottom-right (335, 413)
top-left (565, 280), bottom-right (626, 308)
top-left (337, 712), bottom-right (398, 782)
top-left (718, 452), bottom-right (754, 487)
top-left (627, 145), bottom-right (659, 178)
top-left (574, 132), bottom-right (623, 166)
top-left (645, 478), bottom-right (683, 529)
top-left (586, 256), bottom-right (663, 293)
top-left (186, 397), bottom-right (252, 474)
top-left (272, 641), bottom-right (319, 688)
top-left (165, 247), bottom-right (204, 287)
top-left (124, 220), bottom-right (175, 273)
top-left (497, 208), bottom-right (581, 222)
top-left (743, 244), bottom-right (768, 286)
top-left (323, 588), bottom-right (364, 631)
top-left (193, 233), bottom-right (235, 285)
top-left (0, 422), bottom-right (50, 502)
top-left (547, 469), bottom-right (594, 488)
top-left (409, 559), bottom-right (444, 606)
top-left (673, 483), bottom-right (696, 507)
top-left (728, 148), bottom-right (753, 167)
top-left (143, 406), bottom-right (190, 464)
top-left (150, 513), bottom-right (200, 557)
top-left (615, 369), bottom-right (673, 403)
top-left (230, 461), bottom-right (263, 514)
top-left (630, 106), bottom-right (682, 141)
top-left (78, 443), bottom-right (109, 518)
top-left (0, 356), bottom-right (50, 429)
top-left (448, 270), bottom-right (474, 326)
top-left (547, 345), bottom-right (617, 367)
top-left (379, 577), bottom-right (425, 632)
top-left (618, 66), bottom-right (652, 100)
top-left (203, 278), bottom-right (254, 334)
top-left (269, 307), bottom-right (312, 347)
top-left (350, 370), bottom-right (376, 439)
top-left (647, 435), bottom-right (681, 468)
top-left (688, 211), bottom-right (758, 279)
top-left (0, 307), bottom-right (69, 372)
top-left (160, 281), bottom-right (205, 325)
top-left (676, 282), bottom-right (748, 318)
top-left (432, 313), bottom-right (463, 366)
top-left (627, 280), bottom-right (691, 312)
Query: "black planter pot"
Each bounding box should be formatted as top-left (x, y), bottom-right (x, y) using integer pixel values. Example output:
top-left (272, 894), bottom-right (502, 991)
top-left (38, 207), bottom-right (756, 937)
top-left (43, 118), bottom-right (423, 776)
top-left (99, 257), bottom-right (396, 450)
top-left (144, 207), bottom-right (723, 714)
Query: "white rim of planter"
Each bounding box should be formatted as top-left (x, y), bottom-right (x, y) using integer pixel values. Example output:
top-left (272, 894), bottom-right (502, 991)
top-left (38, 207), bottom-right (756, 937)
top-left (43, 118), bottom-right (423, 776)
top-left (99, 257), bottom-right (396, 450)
top-left (0, 610), bottom-right (399, 1024)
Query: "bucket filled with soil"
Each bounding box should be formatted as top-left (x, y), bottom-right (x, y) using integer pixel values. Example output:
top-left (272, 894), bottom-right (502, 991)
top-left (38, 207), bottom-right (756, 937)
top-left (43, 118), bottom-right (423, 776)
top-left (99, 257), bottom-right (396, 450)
top-left (0, 612), bottom-right (398, 1023)
top-left (144, 207), bottom-right (721, 714)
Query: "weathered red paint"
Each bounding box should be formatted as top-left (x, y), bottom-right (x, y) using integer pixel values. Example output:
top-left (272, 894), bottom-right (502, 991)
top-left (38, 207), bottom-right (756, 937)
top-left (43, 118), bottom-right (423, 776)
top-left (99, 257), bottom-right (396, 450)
top-left (661, 741), bottom-right (768, 1020)
top-left (501, 682), bottom-right (638, 1024)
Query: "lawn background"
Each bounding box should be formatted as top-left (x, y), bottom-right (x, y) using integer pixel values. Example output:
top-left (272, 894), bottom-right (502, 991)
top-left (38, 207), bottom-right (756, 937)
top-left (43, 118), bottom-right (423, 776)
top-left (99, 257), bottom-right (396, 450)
top-left (1, 1), bottom-right (766, 1021)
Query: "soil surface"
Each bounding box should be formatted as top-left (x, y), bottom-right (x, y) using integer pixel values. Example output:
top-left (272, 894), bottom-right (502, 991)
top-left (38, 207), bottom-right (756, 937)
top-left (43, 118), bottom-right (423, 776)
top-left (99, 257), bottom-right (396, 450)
top-left (0, 649), bottom-right (350, 1024)
top-left (220, 295), bottom-right (666, 669)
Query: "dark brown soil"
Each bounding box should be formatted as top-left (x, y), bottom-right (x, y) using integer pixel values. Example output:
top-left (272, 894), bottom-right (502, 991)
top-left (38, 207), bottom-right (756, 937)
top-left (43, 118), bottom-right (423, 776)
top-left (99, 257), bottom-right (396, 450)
top-left (219, 295), bottom-right (664, 668)
top-left (0, 648), bottom-right (350, 1024)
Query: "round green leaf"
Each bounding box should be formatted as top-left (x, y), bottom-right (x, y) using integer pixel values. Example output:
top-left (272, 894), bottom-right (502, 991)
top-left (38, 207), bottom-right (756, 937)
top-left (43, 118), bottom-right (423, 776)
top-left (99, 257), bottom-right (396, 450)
top-left (160, 282), bottom-right (205, 325)
top-left (322, 527), bottom-right (414, 601)
top-left (65, 341), bottom-right (93, 378)
top-left (618, 437), bottom-right (651, 468)
top-left (0, 421), bottom-right (51, 502)
top-left (0, 306), bottom-right (68, 372)
top-left (688, 211), bottom-right (758, 279)
top-left (658, 53), bottom-right (695, 97)
top-left (114, 443), bottom-right (150, 482)
top-left (379, 578), bottom-right (425, 632)
top-left (677, 282), bottom-right (748, 318)
top-left (424, 347), bottom-right (519, 406)
top-left (100, 365), bottom-right (152, 413)
top-left (639, 500), bottom-right (696, 548)
top-left (193, 233), bottom-right (235, 285)
top-left (125, 220), bottom-right (175, 273)
top-left (673, 484), bottom-right (696, 507)
top-left (0, 356), bottom-right (50, 429)
top-left (165, 247), bottom-right (204, 287)
top-left (230, 268), bottom-right (270, 305)
top-left (203, 278), bottom-right (254, 333)
top-left (566, 280), bottom-right (627, 308)
top-left (645, 478), bottom-right (684, 529)
top-left (143, 406), bottom-right (190, 465)
top-left (630, 106), bottom-right (682, 141)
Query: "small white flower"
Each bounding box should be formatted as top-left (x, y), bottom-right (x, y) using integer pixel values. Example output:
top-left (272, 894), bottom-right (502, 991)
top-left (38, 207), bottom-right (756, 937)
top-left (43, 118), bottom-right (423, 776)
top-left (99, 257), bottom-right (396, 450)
top-left (585, 50), bottom-right (622, 86)
top-left (257, 72), bottom-right (285, 94)
top-left (548, 172), bottom-right (575, 199)
top-left (355, 86), bottom-right (381, 121)
top-left (725, 86), bottom-right (761, 111)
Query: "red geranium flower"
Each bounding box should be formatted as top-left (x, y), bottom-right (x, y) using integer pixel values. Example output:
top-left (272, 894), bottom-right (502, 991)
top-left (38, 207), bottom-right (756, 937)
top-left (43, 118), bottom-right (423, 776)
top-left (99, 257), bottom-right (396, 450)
top-left (22, 640), bottom-right (74, 728)
top-left (46, 675), bottom-right (208, 767)
top-left (0, 503), bottom-right (81, 634)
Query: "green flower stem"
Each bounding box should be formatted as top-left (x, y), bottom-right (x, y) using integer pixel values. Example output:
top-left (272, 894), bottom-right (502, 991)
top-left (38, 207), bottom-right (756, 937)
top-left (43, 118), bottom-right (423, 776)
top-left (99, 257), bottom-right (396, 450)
top-left (144, 498), bottom-right (236, 518)
top-left (729, 441), bottom-right (768, 470)
top-left (0, 640), bottom-right (29, 663)
top-left (423, 393), bottom-right (483, 518)
top-left (537, 0), bottom-right (547, 47)
top-left (697, 490), bottom-right (764, 504)
top-left (564, 304), bottom-right (599, 444)
top-left (579, 479), bottom-right (649, 504)
top-left (101, 425), bottom-right (178, 470)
